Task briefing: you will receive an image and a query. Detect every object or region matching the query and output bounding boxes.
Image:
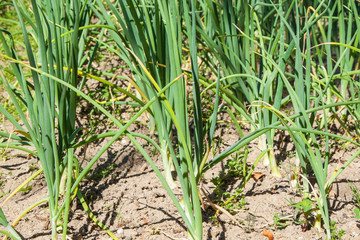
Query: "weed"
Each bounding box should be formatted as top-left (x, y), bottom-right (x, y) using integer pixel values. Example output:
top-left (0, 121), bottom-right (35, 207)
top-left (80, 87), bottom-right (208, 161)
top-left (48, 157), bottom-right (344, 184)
top-left (244, 214), bottom-right (255, 233)
top-left (211, 151), bottom-right (248, 214)
top-left (272, 213), bottom-right (291, 229)
top-left (29, 162), bottom-right (39, 172)
top-left (87, 163), bottom-right (116, 181)
top-left (348, 182), bottom-right (360, 219)
top-left (116, 202), bottom-right (125, 222)
top-left (286, 151), bottom-right (295, 158)
top-left (209, 215), bottom-right (219, 226)
top-left (330, 221), bottom-right (345, 240)
top-left (211, 136), bottom-right (223, 157)
top-left (0, 190), bottom-right (9, 198)
top-left (20, 185), bottom-right (32, 194)
top-left (289, 198), bottom-right (317, 231)
top-left (222, 190), bottom-right (247, 214)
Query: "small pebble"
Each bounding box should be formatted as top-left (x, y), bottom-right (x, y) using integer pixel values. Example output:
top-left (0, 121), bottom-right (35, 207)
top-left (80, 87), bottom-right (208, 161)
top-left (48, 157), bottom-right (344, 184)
top-left (117, 228), bottom-right (124, 235)
top-left (124, 236), bottom-right (133, 240)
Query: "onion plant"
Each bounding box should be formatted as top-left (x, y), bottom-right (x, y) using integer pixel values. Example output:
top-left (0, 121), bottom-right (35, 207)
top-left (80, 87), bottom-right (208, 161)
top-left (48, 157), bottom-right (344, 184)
top-left (320, 1), bottom-right (360, 129)
top-left (0, 1), bottom-right (156, 238)
top-left (93, 0), bottom-right (186, 189)
top-left (90, 0), bottom-right (208, 239)
top-left (251, 1), bottom-right (360, 237)
top-left (0, 0), bottom-right (91, 238)
top-left (197, 0), bottom-right (360, 238)
top-left (195, 0), bottom-right (288, 177)
top-left (1, 0), bottom-right (207, 238)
